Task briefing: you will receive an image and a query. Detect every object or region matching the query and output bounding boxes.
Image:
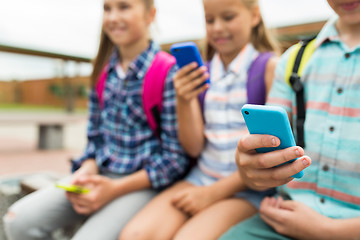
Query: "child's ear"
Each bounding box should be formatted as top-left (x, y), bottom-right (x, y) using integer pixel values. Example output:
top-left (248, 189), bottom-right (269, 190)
top-left (147, 6), bottom-right (156, 25)
top-left (251, 5), bottom-right (261, 28)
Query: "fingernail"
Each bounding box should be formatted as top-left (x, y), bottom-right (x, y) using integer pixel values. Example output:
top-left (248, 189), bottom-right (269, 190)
top-left (295, 149), bottom-right (301, 156)
top-left (271, 138), bottom-right (276, 146)
top-left (302, 158), bottom-right (309, 166)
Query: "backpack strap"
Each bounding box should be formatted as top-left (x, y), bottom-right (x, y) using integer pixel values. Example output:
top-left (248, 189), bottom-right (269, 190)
top-left (198, 53), bottom-right (273, 120)
top-left (96, 64), bottom-right (109, 108)
top-left (143, 51), bottom-right (176, 138)
top-left (95, 51), bottom-right (176, 139)
top-left (247, 52), bottom-right (274, 105)
top-left (285, 37), bottom-right (316, 148)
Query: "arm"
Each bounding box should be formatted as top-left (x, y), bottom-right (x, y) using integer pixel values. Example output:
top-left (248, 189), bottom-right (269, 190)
top-left (174, 62), bottom-right (209, 157)
top-left (206, 172), bottom-right (246, 201)
top-left (71, 89), bottom-right (103, 172)
top-left (172, 172), bottom-right (247, 215)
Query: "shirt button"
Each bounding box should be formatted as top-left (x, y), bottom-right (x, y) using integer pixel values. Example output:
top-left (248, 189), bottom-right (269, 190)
top-left (322, 164), bottom-right (329, 171)
top-left (345, 53), bottom-right (351, 58)
top-left (337, 88), bottom-right (343, 94)
top-left (320, 198), bottom-right (325, 204)
top-left (329, 126), bottom-right (335, 132)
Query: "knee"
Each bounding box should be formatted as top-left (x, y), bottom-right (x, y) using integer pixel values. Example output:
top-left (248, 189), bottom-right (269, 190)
top-left (3, 209), bottom-right (48, 240)
top-left (3, 210), bottom-right (24, 240)
top-left (119, 222), bottom-right (158, 240)
top-left (119, 223), bottom-right (146, 240)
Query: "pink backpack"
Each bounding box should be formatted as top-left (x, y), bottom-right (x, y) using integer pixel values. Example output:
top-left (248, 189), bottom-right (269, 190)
top-left (96, 51), bottom-right (176, 138)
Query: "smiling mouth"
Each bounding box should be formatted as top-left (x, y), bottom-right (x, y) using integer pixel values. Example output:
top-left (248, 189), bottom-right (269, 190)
top-left (341, 1), bottom-right (360, 11)
top-left (214, 37), bottom-right (230, 44)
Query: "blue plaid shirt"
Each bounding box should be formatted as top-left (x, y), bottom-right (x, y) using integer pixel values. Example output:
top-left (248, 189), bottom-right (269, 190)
top-left (73, 42), bottom-right (189, 189)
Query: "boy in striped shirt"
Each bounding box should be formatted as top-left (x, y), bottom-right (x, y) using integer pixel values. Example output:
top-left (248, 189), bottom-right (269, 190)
top-left (222, 1), bottom-right (360, 239)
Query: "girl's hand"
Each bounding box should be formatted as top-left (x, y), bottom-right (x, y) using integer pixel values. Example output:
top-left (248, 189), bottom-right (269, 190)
top-left (171, 186), bottom-right (217, 216)
top-left (70, 159), bottom-right (99, 185)
top-left (173, 62), bottom-right (209, 103)
top-left (66, 175), bottom-right (117, 215)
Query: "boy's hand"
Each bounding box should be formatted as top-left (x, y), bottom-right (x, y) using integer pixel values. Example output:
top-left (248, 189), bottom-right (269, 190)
top-left (260, 197), bottom-right (330, 240)
top-left (66, 175), bottom-right (117, 215)
top-left (236, 134), bottom-right (311, 191)
top-left (171, 186), bottom-right (216, 216)
top-left (173, 62), bottom-right (209, 103)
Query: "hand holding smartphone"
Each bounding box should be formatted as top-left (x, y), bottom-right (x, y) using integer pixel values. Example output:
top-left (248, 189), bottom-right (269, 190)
top-left (55, 183), bottom-right (90, 194)
top-left (170, 41), bottom-right (210, 86)
top-left (241, 104), bottom-right (304, 178)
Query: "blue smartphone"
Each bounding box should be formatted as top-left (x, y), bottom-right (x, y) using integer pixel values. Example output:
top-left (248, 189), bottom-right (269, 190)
top-left (241, 104), bottom-right (303, 178)
top-left (170, 41), bottom-right (210, 85)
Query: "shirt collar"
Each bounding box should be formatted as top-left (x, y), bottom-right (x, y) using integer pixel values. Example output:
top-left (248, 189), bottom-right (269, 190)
top-left (210, 43), bottom-right (257, 81)
top-left (107, 40), bottom-right (160, 80)
top-left (315, 16), bottom-right (341, 48)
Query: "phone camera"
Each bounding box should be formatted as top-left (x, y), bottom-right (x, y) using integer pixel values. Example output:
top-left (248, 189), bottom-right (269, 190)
top-left (244, 111), bottom-right (249, 115)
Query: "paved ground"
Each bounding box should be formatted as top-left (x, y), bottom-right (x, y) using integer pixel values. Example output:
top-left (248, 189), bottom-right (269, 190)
top-left (0, 113), bottom-right (87, 240)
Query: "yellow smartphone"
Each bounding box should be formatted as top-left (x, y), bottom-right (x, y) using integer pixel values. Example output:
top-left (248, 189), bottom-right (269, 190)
top-left (55, 183), bottom-right (90, 194)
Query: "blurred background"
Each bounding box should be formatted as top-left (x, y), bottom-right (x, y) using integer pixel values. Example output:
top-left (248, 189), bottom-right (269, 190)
top-left (0, 0), bottom-right (335, 176)
top-left (0, 0), bottom-right (334, 238)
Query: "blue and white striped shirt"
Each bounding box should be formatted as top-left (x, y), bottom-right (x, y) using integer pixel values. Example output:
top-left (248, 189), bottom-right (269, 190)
top-left (198, 44), bottom-right (260, 178)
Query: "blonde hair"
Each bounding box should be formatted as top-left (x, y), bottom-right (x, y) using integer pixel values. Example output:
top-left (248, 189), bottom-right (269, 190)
top-left (206, 0), bottom-right (280, 61)
top-left (243, 0), bottom-right (279, 53)
top-left (90, 0), bottom-right (154, 87)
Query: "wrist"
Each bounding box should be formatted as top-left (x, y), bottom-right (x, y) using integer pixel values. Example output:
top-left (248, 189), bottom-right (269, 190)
top-left (79, 159), bottom-right (98, 175)
top-left (206, 185), bottom-right (223, 202)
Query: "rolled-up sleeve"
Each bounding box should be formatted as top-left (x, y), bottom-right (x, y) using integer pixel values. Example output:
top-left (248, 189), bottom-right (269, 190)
top-left (144, 66), bottom-right (189, 189)
top-left (71, 88), bottom-right (104, 172)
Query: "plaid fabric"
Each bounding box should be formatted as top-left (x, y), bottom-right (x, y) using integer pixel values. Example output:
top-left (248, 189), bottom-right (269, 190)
top-left (268, 17), bottom-right (360, 218)
top-left (73, 41), bottom-right (189, 189)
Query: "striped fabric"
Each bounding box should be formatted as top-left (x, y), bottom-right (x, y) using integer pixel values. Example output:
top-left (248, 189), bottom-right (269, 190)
top-left (198, 44), bottom-right (260, 178)
top-left (73, 41), bottom-right (189, 190)
top-left (268, 17), bottom-right (360, 218)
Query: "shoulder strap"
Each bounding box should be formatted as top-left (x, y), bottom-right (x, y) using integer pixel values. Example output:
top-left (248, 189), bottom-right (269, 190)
top-left (285, 37), bottom-right (316, 148)
top-left (198, 53), bottom-right (273, 120)
top-left (143, 51), bottom-right (176, 138)
top-left (247, 52), bottom-right (274, 105)
top-left (95, 51), bottom-right (176, 139)
top-left (96, 64), bottom-right (109, 108)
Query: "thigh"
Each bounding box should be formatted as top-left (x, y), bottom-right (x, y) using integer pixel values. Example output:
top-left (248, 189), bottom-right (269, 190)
top-left (120, 181), bottom-right (193, 240)
top-left (73, 188), bottom-right (157, 240)
top-left (4, 183), bottom-right (84, 239)
top-left (219, 214), bottom-right (292, 240)
top-left (174, 198), bottom-right (257, 240)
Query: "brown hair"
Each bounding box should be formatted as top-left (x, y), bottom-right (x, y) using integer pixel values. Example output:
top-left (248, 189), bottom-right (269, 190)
top-left (206, 0), bottom-right (280, 61)
top-left (90, 0), bottom-right (155, 87)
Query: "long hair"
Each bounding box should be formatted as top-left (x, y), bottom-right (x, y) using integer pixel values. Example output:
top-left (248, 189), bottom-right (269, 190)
top-left (90, 0), bottom-right (155, 87)
top-left (206, 0), bottom-right (280, 61)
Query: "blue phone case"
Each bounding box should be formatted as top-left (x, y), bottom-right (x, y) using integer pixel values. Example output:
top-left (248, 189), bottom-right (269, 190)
top-left (170, 41), bottom-right (210, 85)
top-left (241, 104), bottom-right (303, 178)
